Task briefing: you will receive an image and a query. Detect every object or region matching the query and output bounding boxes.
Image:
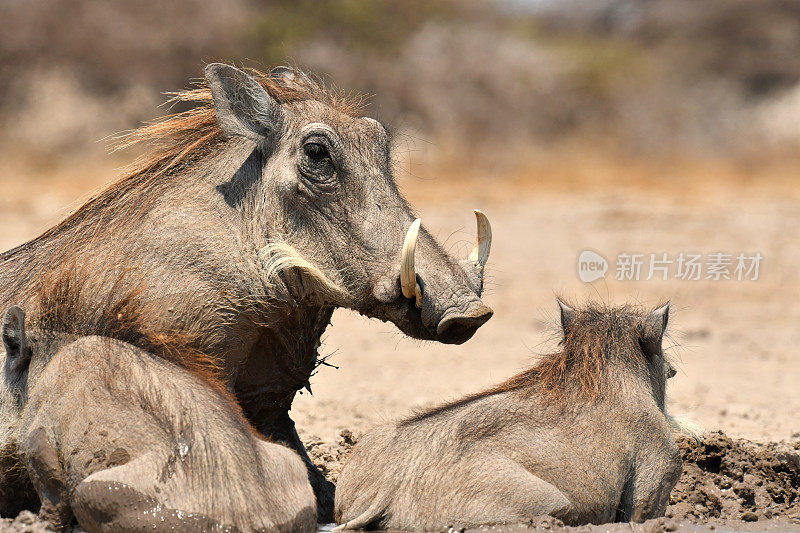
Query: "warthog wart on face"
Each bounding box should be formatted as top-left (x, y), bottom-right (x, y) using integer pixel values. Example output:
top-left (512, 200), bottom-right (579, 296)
top-left (1, 306), bottom-right (316, 532)
top-left (205, 64), bottom-right (493, 344)
top-left (334, 300), bottom-right (683, 530)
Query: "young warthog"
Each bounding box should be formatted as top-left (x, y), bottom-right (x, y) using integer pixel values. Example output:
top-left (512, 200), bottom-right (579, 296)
top-left (335, 300), bottom-right (683, 530)
top-left (1, 305), bottom-right (316, 532)
top-left (0, 63), bottom-right (493, 518)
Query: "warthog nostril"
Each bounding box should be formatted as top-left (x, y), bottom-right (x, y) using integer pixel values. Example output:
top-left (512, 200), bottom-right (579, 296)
top-left (436, 303), bottom-right (493, 345)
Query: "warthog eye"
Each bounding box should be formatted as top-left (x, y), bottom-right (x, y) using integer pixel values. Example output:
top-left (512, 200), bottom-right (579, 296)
top-left (303, 142), bottom-right (329, 160)
top-left (298, 133), bottom-right (337, 188)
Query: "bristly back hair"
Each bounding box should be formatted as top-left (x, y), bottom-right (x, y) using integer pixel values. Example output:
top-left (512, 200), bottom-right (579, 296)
top-left (402, 301), bottom-right (662, 425)
top-left (28, 262), bottom-right (230, 397)
top-left (113, 64), bottom-right (368, 182)
top-left (498, 301), bottom-right (651, 400)
top-left (22, 263), bottom-right (269, 440)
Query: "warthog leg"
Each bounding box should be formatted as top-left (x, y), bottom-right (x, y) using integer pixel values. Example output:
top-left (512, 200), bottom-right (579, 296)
top-left (24, 427), bottom-right (73, 530)
top-left (336, 458), bottom-right (574, 530)
top-left (73, 475), bottom-right (231, 532)
top-left (444, 463), bottom-right (575, 528)
top-left (271, 411), bottom-right (335, 523)
top-left (621, 444), bottom-right (683, 522)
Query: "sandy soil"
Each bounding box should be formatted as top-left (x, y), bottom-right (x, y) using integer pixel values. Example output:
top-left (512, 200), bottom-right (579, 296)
top-left (1, 159), bottom-right (799, 531)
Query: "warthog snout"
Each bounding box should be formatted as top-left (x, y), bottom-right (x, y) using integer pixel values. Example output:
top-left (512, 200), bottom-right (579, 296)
top-left (375, 210), bottom-right (493, 344)
top-left (436, 300), bottom-right (493, 344)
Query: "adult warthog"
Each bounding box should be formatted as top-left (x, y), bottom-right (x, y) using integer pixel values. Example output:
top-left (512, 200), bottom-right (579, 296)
top-left (335, 300), bottom-right (683, 530)
top-left (0, 299), bottom-right (316, 532)
top-left (0, 63), bottom-right (493, 519)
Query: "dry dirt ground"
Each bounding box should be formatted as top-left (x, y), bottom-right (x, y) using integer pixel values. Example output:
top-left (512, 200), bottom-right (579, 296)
top-left (1, 157), bottom-right (799, 531)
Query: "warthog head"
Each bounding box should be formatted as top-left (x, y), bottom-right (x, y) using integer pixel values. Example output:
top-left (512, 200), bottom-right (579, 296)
top-left (557, 299), bottom-right (674, 411)
top-left (205, 64), bottom-right (492, 344)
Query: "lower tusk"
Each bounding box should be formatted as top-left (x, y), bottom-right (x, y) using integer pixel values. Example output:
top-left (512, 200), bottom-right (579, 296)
top-left (468, 209), bottom-right (492, 270)
top-left (400, 219), bottom-right (421, 301)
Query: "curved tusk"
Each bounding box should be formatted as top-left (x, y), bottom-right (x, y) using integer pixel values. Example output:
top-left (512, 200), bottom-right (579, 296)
top-left (400, 219), bottom-right (422, 303)
top-left (468, 209), bottom-right (492, 270)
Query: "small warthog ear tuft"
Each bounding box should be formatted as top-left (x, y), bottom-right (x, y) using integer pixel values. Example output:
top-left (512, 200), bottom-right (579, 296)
top-left (642, 303), bottom-right (670, 353)
top-left (2, 305), bottom-right (26, 361)
top-left (204, 63), bottom-right (281, 146)
top-left (557, 298), bottom-right (577, 335)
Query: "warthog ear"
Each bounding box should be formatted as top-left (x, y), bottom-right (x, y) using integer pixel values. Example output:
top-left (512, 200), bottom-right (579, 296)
top-left (557, 298), bottom-right (577, 336)
top-left (2, 306), bottom-right (27, 364)
top-left (204, 63), bottom-right (281, 146)
top-left (642, 303), bottom-right (670, 353)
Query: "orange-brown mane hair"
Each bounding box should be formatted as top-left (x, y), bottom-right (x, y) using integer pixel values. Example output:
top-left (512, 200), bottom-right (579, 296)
top-left (403, 302), bottom-right (656, 424)
top-left (26, 266), bottom-right (268, 437)
top-left (115, 65), bottom-right (366, 180)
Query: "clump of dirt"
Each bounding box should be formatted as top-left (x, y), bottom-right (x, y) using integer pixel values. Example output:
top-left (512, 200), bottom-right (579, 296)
top-left (305, 429), bottom-right (359, 484)
top-left (0, 511), bottom-right (55, 532)
top-left (668, 431), bottom-right (800, 522)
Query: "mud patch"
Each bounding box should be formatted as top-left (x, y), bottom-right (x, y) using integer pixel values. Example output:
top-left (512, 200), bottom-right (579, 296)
top-left (0, 511), bottom-right (57, 532)
top-left (306, 429), bottom-right (358, 484)
top-left (668, 431), bottom-right (800, 523)
top-left (464, 517), bottom-right (800, 532)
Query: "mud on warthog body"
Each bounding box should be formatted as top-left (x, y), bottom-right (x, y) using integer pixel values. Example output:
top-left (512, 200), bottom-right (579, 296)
top-left (0, 303), bottom-right (316, 532)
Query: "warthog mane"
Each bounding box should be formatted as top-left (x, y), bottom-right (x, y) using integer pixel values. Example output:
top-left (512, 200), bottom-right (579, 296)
top-left (114, 66), bottom-right (365, 182)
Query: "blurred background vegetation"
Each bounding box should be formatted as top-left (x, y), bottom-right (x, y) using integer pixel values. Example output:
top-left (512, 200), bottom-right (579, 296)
top-left (1, 0), bottom-right (800, 179)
